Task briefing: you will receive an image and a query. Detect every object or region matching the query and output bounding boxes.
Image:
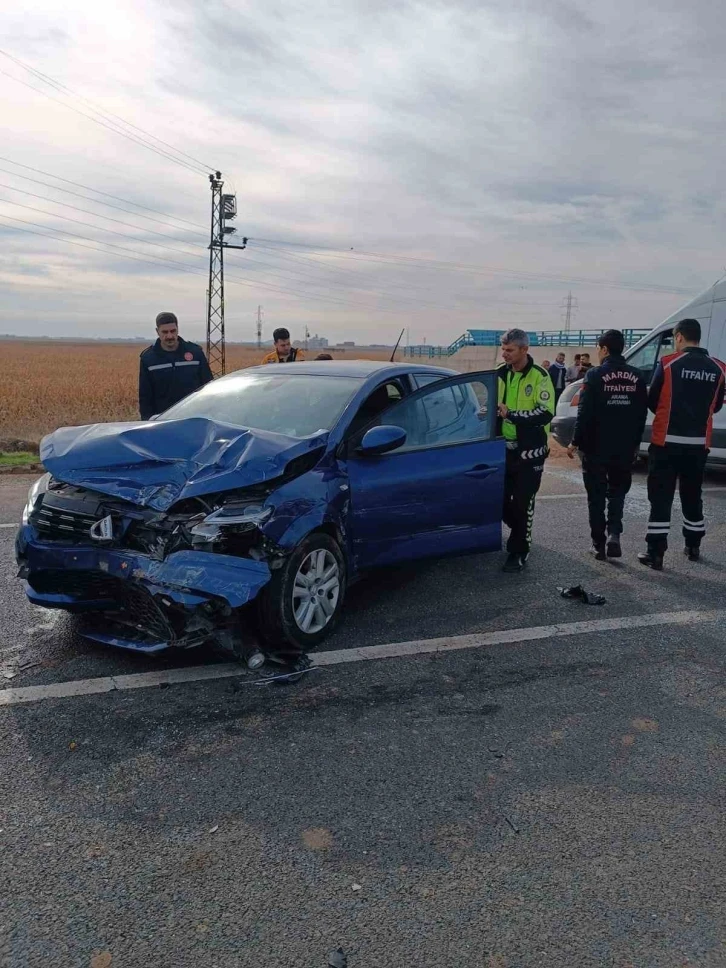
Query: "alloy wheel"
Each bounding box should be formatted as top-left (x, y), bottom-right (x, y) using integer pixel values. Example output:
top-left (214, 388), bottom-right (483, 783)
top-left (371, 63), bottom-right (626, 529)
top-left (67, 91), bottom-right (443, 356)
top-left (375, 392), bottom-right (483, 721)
top-left (292, 548), bottom-right (341, 634)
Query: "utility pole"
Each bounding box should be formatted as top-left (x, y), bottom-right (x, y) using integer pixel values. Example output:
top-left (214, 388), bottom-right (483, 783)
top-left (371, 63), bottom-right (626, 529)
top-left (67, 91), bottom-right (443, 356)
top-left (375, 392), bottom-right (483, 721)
top-left (561, 290), bottom-right (578, 336)
top-left (256, 305), bottom-right (263, 349)
top-left (304, 325), bottom-right (310, 351)
top-left (205, 171), bottom-right (247, 377)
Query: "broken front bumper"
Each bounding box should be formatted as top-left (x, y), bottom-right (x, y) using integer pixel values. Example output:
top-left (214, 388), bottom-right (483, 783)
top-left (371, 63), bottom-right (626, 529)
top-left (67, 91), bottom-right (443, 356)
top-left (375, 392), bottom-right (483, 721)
top-left (16, 526), bottom-right (272, 653)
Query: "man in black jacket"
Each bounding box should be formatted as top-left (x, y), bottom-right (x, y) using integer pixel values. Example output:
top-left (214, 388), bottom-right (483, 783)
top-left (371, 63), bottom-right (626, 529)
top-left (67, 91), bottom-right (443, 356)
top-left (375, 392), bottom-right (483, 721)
top-left (638, 318), bottom-right (725, 569)
top-left (548, 352), bottom-right (568, 407)
top-left (568, 329), bottom-right (647, 559)
top-left (139, 312), bottom-right (214, 420)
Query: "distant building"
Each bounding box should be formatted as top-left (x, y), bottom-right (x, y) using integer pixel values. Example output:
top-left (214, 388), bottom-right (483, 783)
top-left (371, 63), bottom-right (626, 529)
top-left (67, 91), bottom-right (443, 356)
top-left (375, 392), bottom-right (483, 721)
top-left (308, 334), bottom-right (328, 349)
top-left (338, 341), bottom-right (355, 347)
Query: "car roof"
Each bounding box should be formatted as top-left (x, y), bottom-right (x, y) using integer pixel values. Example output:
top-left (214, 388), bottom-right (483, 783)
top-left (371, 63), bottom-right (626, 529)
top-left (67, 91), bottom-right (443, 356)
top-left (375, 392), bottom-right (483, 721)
top-left (224, 360), bottom-right (458, 379)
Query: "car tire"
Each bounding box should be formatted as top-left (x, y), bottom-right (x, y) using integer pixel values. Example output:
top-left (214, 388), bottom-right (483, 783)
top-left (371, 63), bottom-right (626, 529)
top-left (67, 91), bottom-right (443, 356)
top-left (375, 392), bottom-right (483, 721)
top-left (258, 531), bottom-right (347, 653)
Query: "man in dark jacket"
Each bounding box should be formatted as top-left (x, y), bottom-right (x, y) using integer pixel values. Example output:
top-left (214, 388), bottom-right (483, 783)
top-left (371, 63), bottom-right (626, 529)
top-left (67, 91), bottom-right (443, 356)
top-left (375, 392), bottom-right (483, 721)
top-left (568, 330), bottom-right (647, 559)
top-left (638, 318), bottom-right (725, 569)
top-left (548, 353), bottom-right (568, 407)
top-left (139, 312), bottom-right (214, 419)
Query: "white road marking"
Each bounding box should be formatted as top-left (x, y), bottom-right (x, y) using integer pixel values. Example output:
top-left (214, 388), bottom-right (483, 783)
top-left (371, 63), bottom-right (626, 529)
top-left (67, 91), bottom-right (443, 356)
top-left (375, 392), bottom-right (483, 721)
top-left (538, 493), bottom-right (587, 501)
top-left (0, 523), bottom-right (18, 529)
top-left (0, 608), bottom-right (721, 708)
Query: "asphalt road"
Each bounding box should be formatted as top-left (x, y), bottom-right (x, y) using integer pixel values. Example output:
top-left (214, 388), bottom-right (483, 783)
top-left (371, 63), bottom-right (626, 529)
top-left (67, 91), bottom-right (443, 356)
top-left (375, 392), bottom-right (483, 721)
top-left (1, 462), bottom-right (725, 967)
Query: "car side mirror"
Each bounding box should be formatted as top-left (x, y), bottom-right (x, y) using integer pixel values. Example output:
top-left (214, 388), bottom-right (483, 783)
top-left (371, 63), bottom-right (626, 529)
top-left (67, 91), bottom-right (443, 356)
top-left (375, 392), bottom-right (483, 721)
top-left (358, 425), bottom-right (407, 456)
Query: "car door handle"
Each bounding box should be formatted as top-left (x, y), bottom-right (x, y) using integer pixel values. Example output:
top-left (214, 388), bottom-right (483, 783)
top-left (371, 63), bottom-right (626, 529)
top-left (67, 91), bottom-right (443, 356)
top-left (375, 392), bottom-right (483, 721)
top-left (465, 464), bottom-right (497, 479)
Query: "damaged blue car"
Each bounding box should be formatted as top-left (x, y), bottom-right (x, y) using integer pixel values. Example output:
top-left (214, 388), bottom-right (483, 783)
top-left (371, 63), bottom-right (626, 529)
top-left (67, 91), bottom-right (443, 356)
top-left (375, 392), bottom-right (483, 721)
top-left (16, 361), bottom-right (505, 662)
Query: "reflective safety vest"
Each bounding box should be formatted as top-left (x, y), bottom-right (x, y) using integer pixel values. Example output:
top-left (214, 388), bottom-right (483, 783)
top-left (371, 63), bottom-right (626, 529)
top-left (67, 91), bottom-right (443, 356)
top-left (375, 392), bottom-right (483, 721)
top-left (497, 356), bottom-right (555, 459)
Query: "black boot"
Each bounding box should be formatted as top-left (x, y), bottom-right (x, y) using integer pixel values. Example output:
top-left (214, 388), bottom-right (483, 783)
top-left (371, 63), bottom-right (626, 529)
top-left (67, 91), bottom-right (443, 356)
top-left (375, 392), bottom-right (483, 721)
top-left (638, 550), bottom-right (664, 571)
top-left (606, 534), bottom-right (622, 558)
top-left (502, 552), bottom-right (525, 573)
top-left (590, 542), bottom-right (606, 561)
top-left (684, 546), bottom-right (700, 562)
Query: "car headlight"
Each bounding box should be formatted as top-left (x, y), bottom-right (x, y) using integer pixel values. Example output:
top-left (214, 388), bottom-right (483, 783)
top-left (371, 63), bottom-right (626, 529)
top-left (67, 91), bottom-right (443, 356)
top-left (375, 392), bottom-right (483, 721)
top-left (22, 473), bottom-right (51, 526)
top-left (190, 504), bottom-right (273, 543)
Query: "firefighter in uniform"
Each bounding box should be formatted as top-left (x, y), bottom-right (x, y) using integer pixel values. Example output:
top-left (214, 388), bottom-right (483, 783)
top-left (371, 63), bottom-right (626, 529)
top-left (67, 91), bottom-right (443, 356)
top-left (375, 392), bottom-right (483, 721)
top-left (497, 329), bottom-right (556, 573)
top-left (261, 327), bottom-right (305, 364)
top-left (567, 329), bottom-right (648, 559)
top-left (139, 312), bottom-right (213, 420)
top-left (638, 317), bottom-right (725, 569)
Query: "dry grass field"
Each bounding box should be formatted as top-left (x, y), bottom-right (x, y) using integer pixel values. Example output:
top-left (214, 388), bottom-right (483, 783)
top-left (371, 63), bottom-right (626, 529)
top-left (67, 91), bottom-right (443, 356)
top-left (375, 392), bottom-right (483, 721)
top-left (0, 341), bottom-right (395, 446)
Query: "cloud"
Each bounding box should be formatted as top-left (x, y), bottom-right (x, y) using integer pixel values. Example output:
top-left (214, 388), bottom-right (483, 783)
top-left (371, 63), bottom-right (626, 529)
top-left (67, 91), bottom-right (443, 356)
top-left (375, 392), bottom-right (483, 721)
top-left (0, 0), bottom-right (725, 344)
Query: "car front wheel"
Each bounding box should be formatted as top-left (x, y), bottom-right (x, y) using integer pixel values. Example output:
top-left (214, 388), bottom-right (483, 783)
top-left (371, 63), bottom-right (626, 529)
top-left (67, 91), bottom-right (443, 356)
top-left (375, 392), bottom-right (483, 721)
top-left (258, 532), bottom-right (347, 653)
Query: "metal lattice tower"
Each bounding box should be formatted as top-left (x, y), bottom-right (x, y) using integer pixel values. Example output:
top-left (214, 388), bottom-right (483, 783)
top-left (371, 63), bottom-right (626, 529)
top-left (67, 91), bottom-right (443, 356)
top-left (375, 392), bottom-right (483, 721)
top-left (205, 172), bottom-right (246, 377)
top-left (561, 290), bottom-right (579, 335)
top-left (206, 172), bottom-right (225, 376)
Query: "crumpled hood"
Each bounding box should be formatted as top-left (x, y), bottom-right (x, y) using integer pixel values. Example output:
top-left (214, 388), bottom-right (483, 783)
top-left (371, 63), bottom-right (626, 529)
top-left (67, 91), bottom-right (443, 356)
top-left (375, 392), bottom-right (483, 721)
top-left (40, 417), bottom-right (327, 511)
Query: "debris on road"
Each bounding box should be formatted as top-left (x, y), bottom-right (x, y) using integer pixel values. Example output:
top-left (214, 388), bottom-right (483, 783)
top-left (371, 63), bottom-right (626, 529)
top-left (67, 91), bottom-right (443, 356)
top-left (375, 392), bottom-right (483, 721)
top-left (351, 883), bottom-right (362, 892)
top-left (209, 825), bottom-right (219, 834)
top-left (488, 747), bottom-right (505, 759)
top-left (504, 816), bottom-right (520, 834)
top-left (327, 948), bottom-right (348, 968)
top-left (557, 584), bottom-right (606, 605)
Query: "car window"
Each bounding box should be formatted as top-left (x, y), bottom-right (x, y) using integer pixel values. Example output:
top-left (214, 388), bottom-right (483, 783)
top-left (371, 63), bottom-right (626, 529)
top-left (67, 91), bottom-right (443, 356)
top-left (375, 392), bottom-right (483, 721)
top-left (346, 380), bottom-right (406, 438)
top-left (367, 378), bottom-right (492, 451)
top-left (413, 373), bottom-right (445, 389)
top-left (160, 372), bottom-right (363, 438)
top-left (626, 331), bottom-right (673, 384)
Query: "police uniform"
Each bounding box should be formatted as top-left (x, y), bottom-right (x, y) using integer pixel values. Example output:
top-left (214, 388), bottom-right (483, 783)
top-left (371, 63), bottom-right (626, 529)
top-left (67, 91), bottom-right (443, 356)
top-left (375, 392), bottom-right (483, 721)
top-left (644, 347), bottom-right (725, 555)
top-left (497, 357), bottom-right (555, 557)
top-left (261, 347), bottom-right (305, 364)
top-left (139, 337), bottom-right (214, 419)
top-left (571, 354), bottom-right (647, 551)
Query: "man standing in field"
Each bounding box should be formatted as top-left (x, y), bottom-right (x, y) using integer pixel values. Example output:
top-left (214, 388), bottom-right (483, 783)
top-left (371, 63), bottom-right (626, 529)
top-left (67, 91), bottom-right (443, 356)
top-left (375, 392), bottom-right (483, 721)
top-left (261, 328), bottom-right (305, 364)
top-left (139, 312), bottom-right (213, 419)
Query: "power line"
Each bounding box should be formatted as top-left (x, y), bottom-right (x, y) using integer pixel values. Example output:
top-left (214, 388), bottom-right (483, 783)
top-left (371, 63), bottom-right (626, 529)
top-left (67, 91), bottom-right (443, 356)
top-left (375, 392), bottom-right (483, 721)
top-left (0, 181), bottom-right (206, 246)
top-left (0, 216), bottom-right (413, 313)
top-left (0, 156), bottom-right (208, 231)
top-left (0, 49), bottom-right (215, 173)
top-left (251, 242), bottom-right (560, 309)
top-left (0, 195), bottom-right (208, 262)
top-left (0, 50), bottom-right (213, 176)
top-left (0, 163), bottom-right (208, 238)
top-left (250, 238), bottom-right (696, 296)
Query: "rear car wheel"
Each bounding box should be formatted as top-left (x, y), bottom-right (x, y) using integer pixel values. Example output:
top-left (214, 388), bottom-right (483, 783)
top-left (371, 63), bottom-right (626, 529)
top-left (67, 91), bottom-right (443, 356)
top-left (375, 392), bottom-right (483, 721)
top-left (259, 532), bottom-right (347, 653)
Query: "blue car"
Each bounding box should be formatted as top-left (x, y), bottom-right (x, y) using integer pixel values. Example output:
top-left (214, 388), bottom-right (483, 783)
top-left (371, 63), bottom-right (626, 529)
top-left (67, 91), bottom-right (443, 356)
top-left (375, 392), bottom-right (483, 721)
top-left (16, 361), bottom-right (505, 659)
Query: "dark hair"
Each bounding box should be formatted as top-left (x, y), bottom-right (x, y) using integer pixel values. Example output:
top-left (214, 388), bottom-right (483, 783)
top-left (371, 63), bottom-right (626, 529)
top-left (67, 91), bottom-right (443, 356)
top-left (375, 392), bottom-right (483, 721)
top-left (597, 329), bottom-right (625, 356)
top-left (581, 352), bottom-right (590, 360)
top-left (315, 353), bottom-right (333, 360)
top-left (156, 311), bottom-right (178, 328)
top-left (674, 318), bottom-right (701, 344)
top-left (574, 353), bottom-right (581, 361)
top-left (273, 327), bottom-right (290, 342)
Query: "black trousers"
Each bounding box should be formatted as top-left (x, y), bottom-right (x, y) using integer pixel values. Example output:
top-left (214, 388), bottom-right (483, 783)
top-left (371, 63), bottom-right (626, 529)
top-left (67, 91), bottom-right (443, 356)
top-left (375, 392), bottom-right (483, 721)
top-left (503, 449), bottom-right (544, 555)
top-left (581, 454), bottom-right (633, 544)
top-left (646, 444), bottom-right (708, 552)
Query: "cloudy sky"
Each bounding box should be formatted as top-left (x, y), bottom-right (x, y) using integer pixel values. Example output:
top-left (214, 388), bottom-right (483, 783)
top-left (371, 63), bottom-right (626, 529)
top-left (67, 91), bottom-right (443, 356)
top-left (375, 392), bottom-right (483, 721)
top-left (1, 0), bottom-right (725, 346)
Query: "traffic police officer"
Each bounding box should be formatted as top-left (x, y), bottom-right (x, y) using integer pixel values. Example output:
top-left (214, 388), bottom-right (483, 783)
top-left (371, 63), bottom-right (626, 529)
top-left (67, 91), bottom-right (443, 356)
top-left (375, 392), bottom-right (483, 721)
top-left (567, 329), bottom-right (647, 559)
top-left (139, 312), bottom-right (213, 420)
top-left (638, 318), bottom-right (725, 569)
top-left (497, 329), bottom-right (555, 573)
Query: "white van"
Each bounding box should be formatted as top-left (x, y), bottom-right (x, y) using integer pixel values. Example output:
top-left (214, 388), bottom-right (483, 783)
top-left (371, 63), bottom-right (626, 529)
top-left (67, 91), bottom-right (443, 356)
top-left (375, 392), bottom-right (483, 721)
top-left (551, 279), bottom-right (726, 465)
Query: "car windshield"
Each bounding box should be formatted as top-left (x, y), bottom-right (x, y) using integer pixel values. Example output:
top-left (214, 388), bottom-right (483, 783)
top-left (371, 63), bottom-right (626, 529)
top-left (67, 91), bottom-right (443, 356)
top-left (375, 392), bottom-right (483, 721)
top-left (159, 372), bottom-right (363, 438)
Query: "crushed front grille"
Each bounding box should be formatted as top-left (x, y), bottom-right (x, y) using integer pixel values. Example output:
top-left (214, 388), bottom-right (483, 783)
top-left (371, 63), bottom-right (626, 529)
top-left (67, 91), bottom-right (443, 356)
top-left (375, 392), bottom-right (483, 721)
top-left (27, 569), bottom-right (175, 643)
top-left (31, 504), bottom-right (101, 541)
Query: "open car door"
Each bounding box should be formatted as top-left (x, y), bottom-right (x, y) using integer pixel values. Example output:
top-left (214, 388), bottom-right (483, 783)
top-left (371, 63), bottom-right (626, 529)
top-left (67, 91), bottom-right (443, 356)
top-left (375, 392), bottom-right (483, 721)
top-left (345, 371), bottom-right (505, 569)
